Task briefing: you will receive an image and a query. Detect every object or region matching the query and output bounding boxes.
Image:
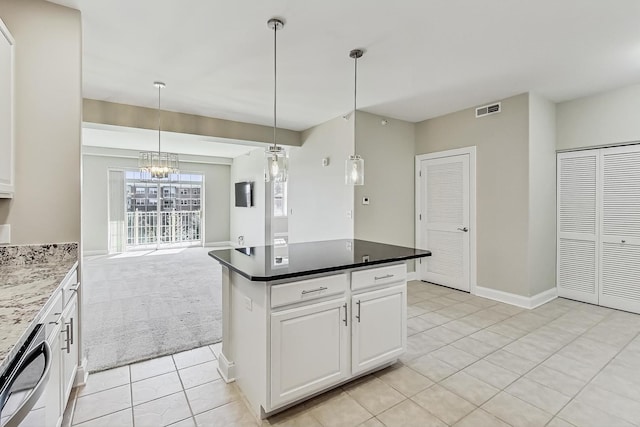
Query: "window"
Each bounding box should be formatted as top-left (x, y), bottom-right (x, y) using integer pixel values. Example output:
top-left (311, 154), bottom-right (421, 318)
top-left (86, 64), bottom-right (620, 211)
top-left (273, 181), bottom-right (287, 217)
top-left (124, 171), bottom-right (204, 248)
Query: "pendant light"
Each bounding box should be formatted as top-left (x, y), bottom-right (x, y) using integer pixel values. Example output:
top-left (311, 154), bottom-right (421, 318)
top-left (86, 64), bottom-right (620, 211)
top-left (138, 81), bottom-right (179, 179)
top-left (264, 18), bottom-right (288, 183)
top-left (346, 49), bottom-right (364, 186)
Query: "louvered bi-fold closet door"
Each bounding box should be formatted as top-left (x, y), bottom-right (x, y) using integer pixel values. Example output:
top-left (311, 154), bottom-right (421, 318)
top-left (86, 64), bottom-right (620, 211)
top-left (599, 145), bottom-right (640, 313)
top-left (557, 152), bottom-right (599, 304)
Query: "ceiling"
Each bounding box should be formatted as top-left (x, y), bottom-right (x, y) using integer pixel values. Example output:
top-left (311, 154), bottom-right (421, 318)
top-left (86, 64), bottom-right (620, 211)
top-left (50, 0), bottom-right (640, 131)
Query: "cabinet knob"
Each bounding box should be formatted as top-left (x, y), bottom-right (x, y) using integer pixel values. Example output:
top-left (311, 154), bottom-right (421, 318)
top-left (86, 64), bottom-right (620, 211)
top-left (622, 240), bottom-right (626, 243)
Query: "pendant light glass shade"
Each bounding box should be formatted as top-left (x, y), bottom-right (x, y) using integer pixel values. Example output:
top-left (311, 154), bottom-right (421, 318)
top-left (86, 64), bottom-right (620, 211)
top-left (265, 145), bottom-right (288, 182)
top-left (139, 81), bottom-right (179, 179)
top-left (265, 18), bottom-right (287, 183)
top-left (345, 154), bottom-right (364, 185)
top-left (346, 49), bottom-right (364, 186)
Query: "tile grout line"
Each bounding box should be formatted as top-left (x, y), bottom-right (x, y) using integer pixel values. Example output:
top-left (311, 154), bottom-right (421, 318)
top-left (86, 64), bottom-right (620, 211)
top-left (171, 354), bottom-right (198, 426)
top-left (130, 364), bottom-right (135, 427)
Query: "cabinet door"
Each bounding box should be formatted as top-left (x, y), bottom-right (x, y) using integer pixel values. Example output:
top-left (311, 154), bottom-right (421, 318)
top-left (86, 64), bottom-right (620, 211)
top-left (352, 284), bottom-right (406, 375)
top-left (61, 294), bottom-right (79, 404)
top-left (0, 19), bottom-right (14, 197)
top-left (43, 322), bottom-right (63, 427)
top-left (270, 298), bottom-right (349, 409)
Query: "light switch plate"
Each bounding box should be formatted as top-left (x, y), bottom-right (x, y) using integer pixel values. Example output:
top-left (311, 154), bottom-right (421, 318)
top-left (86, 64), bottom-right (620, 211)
top-left (0, 225), bottom-right (10, 244)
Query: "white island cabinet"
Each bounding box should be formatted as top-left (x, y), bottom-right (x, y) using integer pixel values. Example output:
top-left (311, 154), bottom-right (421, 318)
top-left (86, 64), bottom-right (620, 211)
top-left (209, 239), bottom-right (429, 420)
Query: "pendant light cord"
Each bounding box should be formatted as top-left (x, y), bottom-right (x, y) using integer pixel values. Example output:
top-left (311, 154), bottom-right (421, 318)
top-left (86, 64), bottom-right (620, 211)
top-left (273, 22), bottom-right (277, 150)
top-left (353, 54), bottom-right (357, 156)
top-left (157, 84), bottom-right (162, 155)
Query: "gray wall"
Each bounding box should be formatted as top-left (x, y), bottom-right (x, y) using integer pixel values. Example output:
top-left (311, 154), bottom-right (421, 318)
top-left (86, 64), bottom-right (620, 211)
top-left (528, 93), bottom-right (557, 296)
top-left (416, 93), bottom-right (531, 296)
top-left (83, 152), bottom-right (230, 253)
top-left (354, 112), bottom-right (415, 248)
top-left (0, 0), bottom-right (81, 244)
top-left (288, 116), bottom-right (354, 243)
top-left (557, 83), bottom-right (640, 150)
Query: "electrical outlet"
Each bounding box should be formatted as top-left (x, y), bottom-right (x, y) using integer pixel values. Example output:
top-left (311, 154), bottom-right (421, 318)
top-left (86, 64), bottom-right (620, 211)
top-left (346, 210), bottom-right (352, 219)
top-left (0, 225), bottom-right (10, 244)
top-left (244, 296), bottom-right (252, 311)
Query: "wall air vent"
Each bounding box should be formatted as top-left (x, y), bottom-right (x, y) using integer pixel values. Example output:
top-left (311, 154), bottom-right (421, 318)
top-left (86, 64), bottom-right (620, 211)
top-left (475, 102), bottom-right (501, 118)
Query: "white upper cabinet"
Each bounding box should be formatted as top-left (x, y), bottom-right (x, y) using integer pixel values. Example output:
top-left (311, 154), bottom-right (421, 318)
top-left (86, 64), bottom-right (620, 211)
top-left (0, 17), bottom-right (14, 198)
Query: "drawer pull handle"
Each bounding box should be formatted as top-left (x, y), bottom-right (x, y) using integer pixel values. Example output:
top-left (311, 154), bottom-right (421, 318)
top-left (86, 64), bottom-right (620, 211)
top-left (343, 303), bottom-right (348, 326)
top-left (374, 274), bottom-right (394, 280)
top-left (301, 286), bottom-right (328, 295)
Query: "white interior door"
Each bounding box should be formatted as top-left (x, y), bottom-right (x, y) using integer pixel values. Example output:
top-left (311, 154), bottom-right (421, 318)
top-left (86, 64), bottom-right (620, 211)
top-left (557, 152), bottom-right (599, 304)
top-left (599, 146), bottom-right (640, 313)
top-left (418, 152), bottom-right (471, 291)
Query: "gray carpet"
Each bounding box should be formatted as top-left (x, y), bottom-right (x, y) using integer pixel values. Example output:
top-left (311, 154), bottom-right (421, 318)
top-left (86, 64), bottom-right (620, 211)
top-left (82, 247), bottom-right (222, 372)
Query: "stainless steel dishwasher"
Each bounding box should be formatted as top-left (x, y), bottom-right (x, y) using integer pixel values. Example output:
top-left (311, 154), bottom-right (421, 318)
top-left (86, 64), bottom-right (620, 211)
top-left (0, 325), bottom-right (52, 427)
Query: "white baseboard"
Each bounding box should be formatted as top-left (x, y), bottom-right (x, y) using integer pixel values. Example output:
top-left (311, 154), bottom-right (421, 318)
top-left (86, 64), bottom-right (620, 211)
top-left (406, 271), bottom-right (418, 282)
top-left (217, 352), bottom-right (236, 384)
top-left (475, 286), bottom-right (557, 309)
top-left (74, 357), bottom-right (89, 386)
top-left (205, 241), bottom-right (233, 248)
top-left (82, 250), bottom-right (108, 256)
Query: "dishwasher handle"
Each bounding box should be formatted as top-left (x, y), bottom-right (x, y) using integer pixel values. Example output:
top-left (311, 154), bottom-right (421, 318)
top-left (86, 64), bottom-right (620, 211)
top-left (0, 340), bottom-right (52, 427)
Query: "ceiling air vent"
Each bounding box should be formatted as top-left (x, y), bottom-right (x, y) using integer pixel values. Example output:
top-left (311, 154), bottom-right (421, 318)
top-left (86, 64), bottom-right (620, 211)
top-left (475, 102), bottom-right (501, 118)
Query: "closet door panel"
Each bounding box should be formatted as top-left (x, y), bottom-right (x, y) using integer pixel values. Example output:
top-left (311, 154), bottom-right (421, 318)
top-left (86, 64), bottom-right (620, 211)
top-left (600, 146), bottom-right (640, 313)
top-left (557, 152), bottom-right (599, 304)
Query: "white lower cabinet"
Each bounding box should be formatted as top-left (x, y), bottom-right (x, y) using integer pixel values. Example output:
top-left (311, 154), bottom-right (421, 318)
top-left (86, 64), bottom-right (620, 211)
top-left (270, 298), bottom-right (349, 408)
top-left (351, 284), bottom-right (406, 375)
top-left (268, 264), bottom-right (407, 412)
top-left (20, 271), bottom-right (79, 427)
top-left (42, 322), bottom-right (62, 427)
top-left (61, 294), bottom-right (78, 404)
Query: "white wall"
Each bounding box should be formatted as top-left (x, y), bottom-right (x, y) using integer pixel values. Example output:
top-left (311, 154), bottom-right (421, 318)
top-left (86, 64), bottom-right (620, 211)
top-left (528, 93), bottom-right (557, 295)
top-left (229, 148), bottom-right (266, 246)
top-left (82, 151), bottom-right (231, 253)
top-left (288, 116), bottom-right (354, 243)
top-left (557, 83), bottom-right (640, 150)
top-left (0, 0), bottom-right (81, 244)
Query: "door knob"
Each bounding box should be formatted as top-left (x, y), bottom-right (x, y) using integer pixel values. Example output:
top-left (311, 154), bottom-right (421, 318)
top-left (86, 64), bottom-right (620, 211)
top-left (457, 227), bottom-right (469, 232)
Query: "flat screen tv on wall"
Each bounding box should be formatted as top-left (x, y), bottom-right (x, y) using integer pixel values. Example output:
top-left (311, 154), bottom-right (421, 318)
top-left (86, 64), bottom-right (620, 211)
top-left (235, 181), bottom-right (253, 207)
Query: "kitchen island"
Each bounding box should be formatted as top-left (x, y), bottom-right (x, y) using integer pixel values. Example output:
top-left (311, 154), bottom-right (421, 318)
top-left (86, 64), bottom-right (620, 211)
top-left (208, 239), bottom-right (430, 419)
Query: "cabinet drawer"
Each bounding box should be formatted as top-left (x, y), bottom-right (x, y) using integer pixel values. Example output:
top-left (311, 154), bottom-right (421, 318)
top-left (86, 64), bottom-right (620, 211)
top-left (42, 291), bottom-right (63, 340)
top-left (271, 274), bottom-right (347, 308)
top-left (61, 269), bottom-right (78, 307)
top-left (352, 263), bottom-right (406, 291)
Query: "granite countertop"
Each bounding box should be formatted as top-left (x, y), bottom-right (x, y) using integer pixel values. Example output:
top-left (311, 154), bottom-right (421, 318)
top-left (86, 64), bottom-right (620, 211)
top-left (0, 243), bottom-right (78, 373)
top-left (208, 239), bottom-right (431, 282)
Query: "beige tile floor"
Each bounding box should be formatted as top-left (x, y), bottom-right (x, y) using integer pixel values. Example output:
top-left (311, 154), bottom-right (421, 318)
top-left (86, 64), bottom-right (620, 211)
top-left (70, 281), bottom-right (640, 427)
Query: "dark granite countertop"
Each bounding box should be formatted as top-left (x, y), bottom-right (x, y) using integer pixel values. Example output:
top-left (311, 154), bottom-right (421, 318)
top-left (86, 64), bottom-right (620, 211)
top-left (208, 239), bottom-right (431, 282)
top-left (0, 243), bottom-right (78, 373)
